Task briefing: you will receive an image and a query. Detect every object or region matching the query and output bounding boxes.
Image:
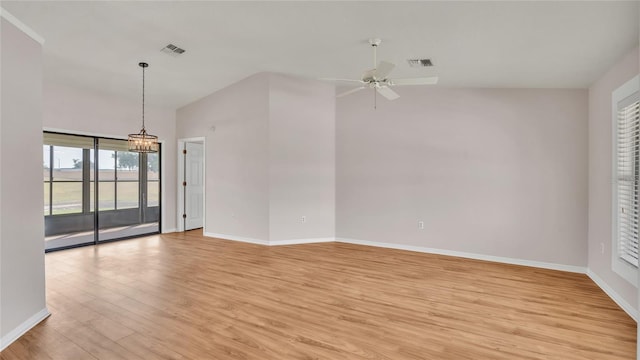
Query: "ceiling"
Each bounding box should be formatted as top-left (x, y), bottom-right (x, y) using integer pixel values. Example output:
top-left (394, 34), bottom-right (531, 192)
top-left (2, 1), bottom-right (639, 109)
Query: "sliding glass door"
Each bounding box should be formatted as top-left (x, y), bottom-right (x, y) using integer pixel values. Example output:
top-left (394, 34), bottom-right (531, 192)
top-left (43, 133), bottom-right (95, 249)
top-left (97, 138), bottom-right (159, 242)
top-left (44, 132), bottom-right (161, 251)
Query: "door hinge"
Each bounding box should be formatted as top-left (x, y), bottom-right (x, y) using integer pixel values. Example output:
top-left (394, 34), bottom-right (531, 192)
top-left (183, 214), bottom-right (187, 219)
top-left (183, 181), bottom-right (187, 186)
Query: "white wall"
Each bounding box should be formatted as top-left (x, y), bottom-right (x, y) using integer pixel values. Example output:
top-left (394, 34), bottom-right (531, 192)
top-left (268, 74), bottom-right (335, 242)
top-left (177, 73), bottom-right (271, 241)
top-left (0, 16), bottom-right (48, 349)
top-left (176, 73), bottom-right (336, 243)
top-left (336, 87), bottom-right (588, 268)
top-left (42, 82), bottom-right (178, 232)
top-left (588, 47), bottom-right (639, 313)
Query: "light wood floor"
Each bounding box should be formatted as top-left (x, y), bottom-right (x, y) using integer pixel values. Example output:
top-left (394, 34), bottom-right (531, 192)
top-left (1, 230), bottom-right (636, 359)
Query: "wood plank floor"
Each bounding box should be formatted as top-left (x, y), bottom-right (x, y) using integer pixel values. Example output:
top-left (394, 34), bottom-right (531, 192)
top-left (1, 230), bottom-right (636, 359)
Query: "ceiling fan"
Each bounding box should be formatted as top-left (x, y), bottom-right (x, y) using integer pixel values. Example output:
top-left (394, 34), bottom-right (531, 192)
top-left (324, 38), bottom-right (438, 108)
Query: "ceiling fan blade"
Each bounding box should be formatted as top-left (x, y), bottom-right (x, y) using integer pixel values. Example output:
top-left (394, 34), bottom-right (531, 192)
top-left (319, 78), bottom-right (365, 84)
top-left (376, 86), bottom-right (400, 100)
top-left (372, 61), bottom-right (395, 80)
top-left (337, 86), bottom-right (366, 98)
top-left (389, 76), bottom-right (439, 86)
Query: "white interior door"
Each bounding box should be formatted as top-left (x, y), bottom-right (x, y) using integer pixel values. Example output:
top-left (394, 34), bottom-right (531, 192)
top-left (185, 142), bottom-right (204, 230)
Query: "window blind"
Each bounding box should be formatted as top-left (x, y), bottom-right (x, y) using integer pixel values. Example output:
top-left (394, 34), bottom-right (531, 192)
top-left (43, 132), bottom-right (94, 149)
top-left (98, 138), bottom-right (130, 152)
top-left (616, 96), bottom-right (640, 267)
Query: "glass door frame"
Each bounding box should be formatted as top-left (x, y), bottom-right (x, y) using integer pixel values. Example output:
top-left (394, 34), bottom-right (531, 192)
top-left (44, 131), bottom-right (162, 252)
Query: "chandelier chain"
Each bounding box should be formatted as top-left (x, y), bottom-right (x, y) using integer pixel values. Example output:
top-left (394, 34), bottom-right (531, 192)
top-left (142, 64), bottom-right (145, 130)
top-left (128, 62), bottom-right (157, 153)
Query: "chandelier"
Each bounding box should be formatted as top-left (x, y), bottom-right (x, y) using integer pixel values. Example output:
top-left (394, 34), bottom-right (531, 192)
top-left (128, 62), bottom-right (158, 153)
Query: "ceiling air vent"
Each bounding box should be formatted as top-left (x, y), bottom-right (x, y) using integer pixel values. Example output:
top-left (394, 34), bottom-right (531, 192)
top-left (161, 44), bottom-right (186, 56)
top-left (407, 59), bottom-right (433, 67)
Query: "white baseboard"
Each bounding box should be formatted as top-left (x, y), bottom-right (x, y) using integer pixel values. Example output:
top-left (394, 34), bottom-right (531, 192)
top-left (203, 232), bottom-right (269, 246)
top-left (270, 237), bottom-right (335, 246)
top-left (336, 237), bottom-right (587, 274)
top-left (203, 233), bottom-right (335, 246)
top-left (586, 269), bottom-right (638, 322)
top-left (0, 307), bottom-right (50, 351)
top-left (162, 228), bottom-right (177, 234)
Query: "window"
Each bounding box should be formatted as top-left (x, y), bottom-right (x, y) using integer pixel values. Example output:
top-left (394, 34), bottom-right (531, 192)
top-left (612, 75), bottom-right (640, 285)
top-left (96, 149), bottom-right (140, 210)
top-left (43, 133), bottom-right (93, 216)
top-left (147, 153), bottom-right (160, 207)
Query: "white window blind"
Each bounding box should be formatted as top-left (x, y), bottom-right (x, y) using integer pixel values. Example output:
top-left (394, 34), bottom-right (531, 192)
top-left (616, 95), bottom-right (640, 267)
top-left (43, 132), bottom-right (94, 149)
top-left (98, 138), bottom-right (131, 152)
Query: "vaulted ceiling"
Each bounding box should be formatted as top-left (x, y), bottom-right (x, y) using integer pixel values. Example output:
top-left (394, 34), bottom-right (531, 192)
top-left (2, 1), bottom-right (638, 109)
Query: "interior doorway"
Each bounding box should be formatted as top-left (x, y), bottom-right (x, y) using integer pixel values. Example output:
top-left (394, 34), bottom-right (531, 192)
top-left (177, 138), bottom-right (205, 232)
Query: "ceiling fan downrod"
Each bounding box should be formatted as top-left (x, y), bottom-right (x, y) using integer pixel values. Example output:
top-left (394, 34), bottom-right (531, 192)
top-left (369, 38), bottom-right (382, 109)
top-left (369, 38), bottom-right (381, 69)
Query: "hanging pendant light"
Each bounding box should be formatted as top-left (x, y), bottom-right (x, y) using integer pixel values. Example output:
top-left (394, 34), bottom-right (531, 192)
top-left (128, 62), bottom-right (158, 153)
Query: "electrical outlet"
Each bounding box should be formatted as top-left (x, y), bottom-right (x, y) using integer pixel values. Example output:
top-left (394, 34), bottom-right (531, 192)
top-left (600, 242), bottom-right (605, 254)
top-left (418, 221), bottom-right (424, 230)
top-left (301, 216), bottom-right (306, 224)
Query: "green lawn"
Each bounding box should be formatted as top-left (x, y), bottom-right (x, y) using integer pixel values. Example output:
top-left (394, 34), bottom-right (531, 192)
top-left (44, 181), bottom-right (159, 215)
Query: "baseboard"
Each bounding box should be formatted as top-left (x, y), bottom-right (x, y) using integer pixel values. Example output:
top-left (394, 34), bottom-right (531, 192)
top-left (270, 237), bottom-right (335, 246)
top-left (204, 233), bottom-right (335, 246)
top-left (335, 237), bottom-right (587, 274)
top-left (203, 232), bottom-right (269, 246)
top-left (162, 228), bottom-right (177, 234)
top-left (0, 307), bottom-right (50, 351)
top-left (586, 269), bottom-right (638, 321)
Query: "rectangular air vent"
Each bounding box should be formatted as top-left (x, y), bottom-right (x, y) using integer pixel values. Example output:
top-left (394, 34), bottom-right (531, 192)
top-left (407, 59), bottom-right (433, 67)
top-left (161, 43), bottom-right (186, 56)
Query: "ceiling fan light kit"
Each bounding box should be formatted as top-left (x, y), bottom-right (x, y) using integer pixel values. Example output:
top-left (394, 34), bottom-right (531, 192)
top-left (326, 38), bottom-right (439, 108)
